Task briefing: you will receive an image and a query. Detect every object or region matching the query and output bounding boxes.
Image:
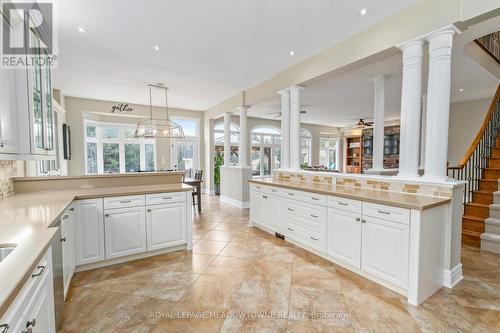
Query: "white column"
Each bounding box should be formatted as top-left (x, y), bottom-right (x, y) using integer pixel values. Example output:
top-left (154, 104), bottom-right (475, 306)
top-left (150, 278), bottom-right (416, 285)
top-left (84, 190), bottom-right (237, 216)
top-left (336, 135), bottom-right (344, 172)
top-left (278, 89), bottom-right (290, 169)
top-left (419, 94), bottom-right (427, 170)
top-left (223, 111), bottom-right (232, 166)
top-left (238, 106), bottom-right (249, 167)
top-left (289, 85), bottom-right (303, 170)
top-left (424, 27), bottom-right (457, 180)
top-left (397, 39), bottom-right (424, 178)
top-left (371, 75), bottom-right (386, 170)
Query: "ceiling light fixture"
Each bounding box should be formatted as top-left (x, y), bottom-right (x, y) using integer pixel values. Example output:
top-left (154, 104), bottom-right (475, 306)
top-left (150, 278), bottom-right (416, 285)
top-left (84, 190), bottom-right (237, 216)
top-left (134, 84), bottom-right (185, 139)
top-left (359, 8), bottom-right (367, 16)
top-left (77, 27), bottom-right (86, 33)
top-left (153, 45), bottom-right (160, 51)
top-left (289, 50), bottom-right (295, 56)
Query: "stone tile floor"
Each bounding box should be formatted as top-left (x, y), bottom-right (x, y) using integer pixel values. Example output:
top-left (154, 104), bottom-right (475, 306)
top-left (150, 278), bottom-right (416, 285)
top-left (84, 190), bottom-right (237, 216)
top-left (59, 195), bottom-right (500, 332)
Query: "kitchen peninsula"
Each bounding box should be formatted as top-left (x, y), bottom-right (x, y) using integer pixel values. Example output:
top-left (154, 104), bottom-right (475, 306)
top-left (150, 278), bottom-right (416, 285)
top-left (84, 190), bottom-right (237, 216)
top-left (0, 172), bottom-right (193, 329)
top-left (249, 169), bottom-right (465, 306)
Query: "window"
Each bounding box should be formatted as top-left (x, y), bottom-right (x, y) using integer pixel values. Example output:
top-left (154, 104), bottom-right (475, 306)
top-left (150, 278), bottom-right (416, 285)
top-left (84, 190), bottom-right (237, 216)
top-left (84, 121), bottom-right (156, 174)
top-left (319, 137), bottom-right (338, 169)
top-left (251, 126), bottom-right (281, 177)
top-left (301, 128), bottom-right (312, 167)
top-left (214, 121), bottom-right (240, 165)
top-left (171, 117), bottom-right (200, 170)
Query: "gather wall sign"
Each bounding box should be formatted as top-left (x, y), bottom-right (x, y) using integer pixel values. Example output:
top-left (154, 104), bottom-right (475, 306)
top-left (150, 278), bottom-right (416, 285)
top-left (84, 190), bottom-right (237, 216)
top-left (111, 103), bottom-right (134, 113)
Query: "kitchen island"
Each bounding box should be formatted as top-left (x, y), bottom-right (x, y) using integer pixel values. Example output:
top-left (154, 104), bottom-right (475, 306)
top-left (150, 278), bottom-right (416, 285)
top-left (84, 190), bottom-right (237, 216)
top-left (249, 173), bottom-right (464, 306)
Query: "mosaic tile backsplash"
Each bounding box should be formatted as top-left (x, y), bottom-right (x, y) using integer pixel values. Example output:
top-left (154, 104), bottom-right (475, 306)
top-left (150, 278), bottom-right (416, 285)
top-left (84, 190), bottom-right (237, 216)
top-left (275, 171), bottom-right (454, 198)
top-left (0, 160), bottom-right (20, 199)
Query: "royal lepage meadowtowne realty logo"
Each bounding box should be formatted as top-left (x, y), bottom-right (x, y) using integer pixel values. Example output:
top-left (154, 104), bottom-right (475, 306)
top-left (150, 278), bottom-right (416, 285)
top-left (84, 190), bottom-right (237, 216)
top-left (1, 0), bottom-right (58, 69)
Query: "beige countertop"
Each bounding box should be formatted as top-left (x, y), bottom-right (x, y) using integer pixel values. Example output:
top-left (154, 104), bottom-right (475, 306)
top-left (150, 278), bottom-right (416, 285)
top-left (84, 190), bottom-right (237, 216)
top-left (0, 183), bottom-right (192, 318)
top-left (248, 178), bottom-right (451, 210)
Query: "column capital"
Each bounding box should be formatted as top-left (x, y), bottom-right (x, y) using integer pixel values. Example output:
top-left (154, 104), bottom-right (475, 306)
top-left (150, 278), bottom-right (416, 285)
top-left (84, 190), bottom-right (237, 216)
top-left (223, 111), bottom-right (233, 116)
top-left (373, 74), bottom-right (388, 83)
top-left (424, 24), bottom-right (460, 42)
top-left (289, 85), bottom-right (304, 93)
top-left (236, 105), bottom-right (250, 113)
top-left (397, 38), bottom-right (424, 51)
top-left (277, 88), bottom-right (290, 95)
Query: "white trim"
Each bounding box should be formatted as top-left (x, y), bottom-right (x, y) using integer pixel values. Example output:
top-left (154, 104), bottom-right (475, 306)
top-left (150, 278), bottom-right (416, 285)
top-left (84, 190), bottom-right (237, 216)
top-left (220, 195), bottom-right (249, 209)
top-left (442, 263), bottom-right (463, 288)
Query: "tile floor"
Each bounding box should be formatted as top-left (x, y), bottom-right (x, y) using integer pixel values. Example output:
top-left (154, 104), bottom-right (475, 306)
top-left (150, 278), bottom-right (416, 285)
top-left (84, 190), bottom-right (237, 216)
top-left (59, 195), bottom-right (500, 333)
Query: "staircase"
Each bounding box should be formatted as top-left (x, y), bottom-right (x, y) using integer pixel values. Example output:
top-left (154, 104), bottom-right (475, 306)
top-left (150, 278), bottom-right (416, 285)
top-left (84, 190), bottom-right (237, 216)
top-left (448, 84), bottom-right (500, 252)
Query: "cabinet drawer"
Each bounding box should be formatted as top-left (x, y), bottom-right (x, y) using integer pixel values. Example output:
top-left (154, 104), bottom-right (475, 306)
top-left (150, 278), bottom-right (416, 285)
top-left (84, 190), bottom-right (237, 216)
top-left (281, 199), bottom-right (327, 230)
top-left (362, 202), bottom-right (409, 225)
top-left (328, 196), bottom-right (362, 214)
top-left (104, 195), bottom-right (145, 209)
top-left (146, 192), bottom-right (186, 205)
top-left (285, 221), bottom-right (326, 253)
top-left (282, 189), bottom-right (327, 206)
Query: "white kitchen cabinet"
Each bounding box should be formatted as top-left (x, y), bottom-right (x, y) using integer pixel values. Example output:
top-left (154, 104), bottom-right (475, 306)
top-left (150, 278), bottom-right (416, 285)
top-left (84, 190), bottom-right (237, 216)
top-left (361, 216), bottom-right (409, 289)
top-left (146, 202), bottom-right (186, 251)
top-left (327, 208), bottom-right (362, 268)
top-left (75, 199), bottom-right (105, 265)
top-left (250, 189), bottom-right (281, 233)
top-left (61, 206), bottom-right (76, 299)
top-left (0, 70), bottom-right (20, 154)
top-left (104, 206), bottom-right (147, 259)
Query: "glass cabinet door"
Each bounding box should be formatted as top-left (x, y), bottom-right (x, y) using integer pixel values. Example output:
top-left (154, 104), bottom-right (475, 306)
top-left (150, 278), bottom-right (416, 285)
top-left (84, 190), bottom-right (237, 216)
top-left (31, 31), bottom-right (45, 152)
top-left (42, 50), bottom-right (54, 152)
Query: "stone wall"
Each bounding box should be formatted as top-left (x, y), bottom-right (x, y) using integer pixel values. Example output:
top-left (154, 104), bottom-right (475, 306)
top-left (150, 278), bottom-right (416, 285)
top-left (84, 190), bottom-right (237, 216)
top-left (0, 161), bottom-right (20, 198)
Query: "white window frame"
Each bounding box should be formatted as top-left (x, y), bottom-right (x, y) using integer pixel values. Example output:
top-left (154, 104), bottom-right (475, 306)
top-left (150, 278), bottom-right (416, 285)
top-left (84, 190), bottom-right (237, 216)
top-left (170, 116), bottom-right (200, 170)
top-left (84, 120), bottom-right (156, 174)
top-left (214, 121), bottom-right (240, 165)
top-left (301, 128), bottom-right (312, 166)
top-left (319, 136), bottom-right (339, 169)
top-left (251, 126), bottom-right (281, 178)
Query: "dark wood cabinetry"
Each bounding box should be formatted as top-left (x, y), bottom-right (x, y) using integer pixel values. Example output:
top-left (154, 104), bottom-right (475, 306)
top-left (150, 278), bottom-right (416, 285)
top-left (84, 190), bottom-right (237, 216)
top-left (361, 126), bottom-right (400, 172)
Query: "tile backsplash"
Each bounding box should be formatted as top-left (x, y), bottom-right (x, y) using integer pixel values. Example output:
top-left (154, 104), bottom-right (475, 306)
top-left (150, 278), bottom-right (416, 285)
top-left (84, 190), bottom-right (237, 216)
top-left (0, 161), bottom-right (23, 199)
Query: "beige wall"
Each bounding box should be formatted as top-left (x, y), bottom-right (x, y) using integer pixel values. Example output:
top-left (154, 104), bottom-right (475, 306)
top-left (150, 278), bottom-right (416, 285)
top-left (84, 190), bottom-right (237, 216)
top-left (64, 96), bottom-right (204, 176)
top-left (447, 97), bottom-right (492, 166)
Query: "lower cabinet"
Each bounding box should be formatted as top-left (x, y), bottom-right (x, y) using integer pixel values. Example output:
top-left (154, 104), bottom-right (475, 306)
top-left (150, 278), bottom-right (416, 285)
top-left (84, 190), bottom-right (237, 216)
top-left (361, 216), bottom-right (409, 289)
top-left (104, 206), bottom-right (147, 259)
top-left (146, 202), bottom-right (186, 251)
top-left (23, 267), bottom-right (56, 333)
top-left (61, 206), bottom-right (76, 299)
top-left (250, 190), bottom-right (281, 233)
top-left (327, 208), bottom-right (361, 268)
top-left (75, 199), bottom-right (105, 265)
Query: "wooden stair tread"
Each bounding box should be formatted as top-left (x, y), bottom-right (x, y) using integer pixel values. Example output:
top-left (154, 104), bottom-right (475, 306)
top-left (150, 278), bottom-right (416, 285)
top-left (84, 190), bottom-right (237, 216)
top-left (473, 190), bottom-right (495, 194)
top-left (462, 229), bottom-right (482, 237)
top-left (465, 202), bottom-right (490, 208)
top-left (462, 215), bottom-right (485, 222)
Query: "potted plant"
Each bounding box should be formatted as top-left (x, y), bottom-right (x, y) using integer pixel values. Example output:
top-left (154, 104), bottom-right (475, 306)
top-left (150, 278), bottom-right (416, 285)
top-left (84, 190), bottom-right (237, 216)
top-left (214, 151), bottom-right (224, 195)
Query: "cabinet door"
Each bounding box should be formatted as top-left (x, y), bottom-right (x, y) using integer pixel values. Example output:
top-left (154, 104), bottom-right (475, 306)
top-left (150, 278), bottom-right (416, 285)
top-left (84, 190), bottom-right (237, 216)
top-left (146, 202), bottom-right (186, 251)
top-left (361, 216), bottom-right (409, 289)
top-left (0, 70), bottom-right (19, 154)
top-left (23, 260), bottom-right (56, 333)
top-left (327, 209), bottom-right (361, 268)
top-left (250, 191), bottom-right (266, 227)
top-left (105, 206), bottom-right (147, 259)
top-left (29, 31), bottom-right (46, 155)
top-left (75, 199), bottom-right (105, 265)
top-left (42, 50), bottom-right (55, 155)
top-left (61, 209), bottom-right (76, 299)
top-left (266, 195), bottom-right (281, 233)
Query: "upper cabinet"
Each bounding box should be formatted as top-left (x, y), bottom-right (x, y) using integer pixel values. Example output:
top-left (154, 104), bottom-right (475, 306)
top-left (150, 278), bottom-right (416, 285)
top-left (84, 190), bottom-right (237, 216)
top-left (0, 28), bottom-right (56, 159)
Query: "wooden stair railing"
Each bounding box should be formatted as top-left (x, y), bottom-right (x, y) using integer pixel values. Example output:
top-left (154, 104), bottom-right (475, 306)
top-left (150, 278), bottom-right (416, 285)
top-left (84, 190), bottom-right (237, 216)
top-left (448, 84), bottom-right (500, 205)
top-left (474, 31), bottom-right (500, 64)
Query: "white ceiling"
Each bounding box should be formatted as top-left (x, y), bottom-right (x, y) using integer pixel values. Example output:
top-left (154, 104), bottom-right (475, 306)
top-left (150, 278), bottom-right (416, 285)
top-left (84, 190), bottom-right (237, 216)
top-left (53, 0), bottom-right (420, 110)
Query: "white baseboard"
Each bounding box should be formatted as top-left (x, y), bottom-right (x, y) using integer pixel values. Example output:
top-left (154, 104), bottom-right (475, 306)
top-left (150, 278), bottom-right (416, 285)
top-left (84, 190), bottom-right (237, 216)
top-left (220, 195), bottom-right (249, 209)
top-left (203, 188), bottom-right (215, 195)
top-left (443, 263), bottom-right (463, 288)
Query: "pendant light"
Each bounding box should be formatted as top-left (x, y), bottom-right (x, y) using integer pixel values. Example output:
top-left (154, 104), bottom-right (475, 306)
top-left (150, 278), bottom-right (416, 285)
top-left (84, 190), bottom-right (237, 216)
top-left (134, 84), bottom-right (185, 139)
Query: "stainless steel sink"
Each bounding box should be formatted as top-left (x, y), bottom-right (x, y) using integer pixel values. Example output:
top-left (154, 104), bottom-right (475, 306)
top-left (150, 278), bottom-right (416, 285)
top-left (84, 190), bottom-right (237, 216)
top-left (0, 245), bottom-right (16, 262)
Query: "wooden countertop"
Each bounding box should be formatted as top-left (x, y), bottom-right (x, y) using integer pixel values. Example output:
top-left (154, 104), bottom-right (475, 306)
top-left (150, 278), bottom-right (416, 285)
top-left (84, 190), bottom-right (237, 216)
top-left (0, 183), bottom-right (192, 318)
top-left (248, 178), bottom-right (451, 210)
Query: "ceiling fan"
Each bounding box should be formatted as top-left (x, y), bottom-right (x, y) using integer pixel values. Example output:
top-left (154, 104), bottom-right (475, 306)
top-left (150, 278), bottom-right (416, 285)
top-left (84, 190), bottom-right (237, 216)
top-left (352, 119), bottom-right (373, 129)
top-left (267, 110), bottom-right (307, 118)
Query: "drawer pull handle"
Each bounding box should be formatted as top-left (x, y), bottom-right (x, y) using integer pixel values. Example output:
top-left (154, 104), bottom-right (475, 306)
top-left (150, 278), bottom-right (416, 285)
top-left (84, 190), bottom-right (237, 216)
top-left (0, 324), bottom-right (9, 333)
top-left (355, 217), bottom-right (361, 222)
top-left (62, 215), bottom-right (69, 220)
top-left (287, 208), bottom-right (294, 212)
top-left (105, 213), bottom-right (110, 217)
top-left (60, 237), bottom-right (66, 242)
top-left (361, 219), bottom-right (366, 223)
top-left (288, 193), bottom-right (295, 196)
top-left (338, 202), bottom-right (348, 206)
top-left (310, 236), bottom-right (319, 241)
top-left (147, 209), bottom-right (152, 212)
top-left (377, 210), bottom-right (391, 215)
top-left (262, 195), bottom-right (268, 199)
top-left (287, 227), bottom-right (294, 231)
top-left (31, 266), bottom-right (46, 278)
top-left (69, 208), bottom-right (74, 211)
top-left (310, 214), bottom-right (318, 218)
top-left (26, 319), bottom-right (36, 328)
top-left (311, 197), bottom-right (320, 201)
top-left (162, 197), bottom-right (172, 200)
top-left (271, 189), bottom-right (277, 192)
top-left (119, 200), bottom-right (132, 203)
top-left (256, 186), bottom-right (261, 189)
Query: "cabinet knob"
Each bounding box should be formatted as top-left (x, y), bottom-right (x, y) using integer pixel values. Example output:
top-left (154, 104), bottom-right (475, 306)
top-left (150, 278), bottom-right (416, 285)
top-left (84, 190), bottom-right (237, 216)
top-left (105, 213), bottom-right (110, 217)
top-left (355, 217), bottom-right (361, 222)
top-left (361, 219), bottom-right (366, 223)
top-left (147, 209), bottom-right (151, 212)
top-left (25, 319), bottom-right (36, 328)
top-left (0, 143), bottom-right (4, 148)
top-left (69, 208), bottom-right (74, 211)
top-left (60, 237), bottom-right (66, 242)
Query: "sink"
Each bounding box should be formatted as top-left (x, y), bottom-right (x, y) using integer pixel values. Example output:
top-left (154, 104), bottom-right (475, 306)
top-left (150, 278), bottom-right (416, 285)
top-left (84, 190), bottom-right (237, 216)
top-left (0, 245), bottom-right (16, 262)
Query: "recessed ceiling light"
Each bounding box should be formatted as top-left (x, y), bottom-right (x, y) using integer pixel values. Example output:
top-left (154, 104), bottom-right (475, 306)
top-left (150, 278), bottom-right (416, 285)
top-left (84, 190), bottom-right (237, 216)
top-left (153, 45), bottom-right (160, 51)
top-left (289, 50), bottom-right (295, 56)
top-left (359, 8), bottom-right (367, 16)
top-left (77, 27), bottom-right (86, 33)
top-left (459, 88), bottom-right (464, 92)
